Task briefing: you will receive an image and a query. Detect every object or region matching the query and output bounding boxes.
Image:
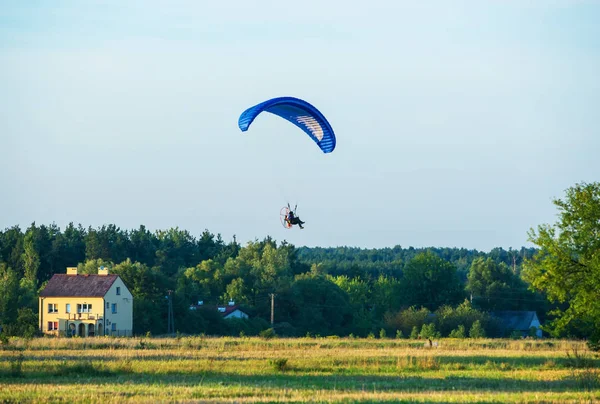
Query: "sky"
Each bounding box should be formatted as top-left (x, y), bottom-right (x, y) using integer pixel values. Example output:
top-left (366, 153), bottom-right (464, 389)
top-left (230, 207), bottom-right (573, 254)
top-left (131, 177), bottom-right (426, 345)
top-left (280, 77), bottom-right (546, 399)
top-left (1, 0), bottom-right (599, 252)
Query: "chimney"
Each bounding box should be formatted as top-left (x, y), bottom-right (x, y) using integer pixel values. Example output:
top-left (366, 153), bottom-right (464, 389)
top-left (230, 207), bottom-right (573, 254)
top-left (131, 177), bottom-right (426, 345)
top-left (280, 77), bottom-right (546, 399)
top-left (67, 267), bottom-right (78, 275)
top-left (98, 266), bottom-right (109, 276)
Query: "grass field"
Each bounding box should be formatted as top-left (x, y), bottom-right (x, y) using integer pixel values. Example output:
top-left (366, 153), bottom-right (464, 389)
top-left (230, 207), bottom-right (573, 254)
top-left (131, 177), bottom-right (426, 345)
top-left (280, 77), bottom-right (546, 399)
top-left (1, 336), bottom-right (599, 403)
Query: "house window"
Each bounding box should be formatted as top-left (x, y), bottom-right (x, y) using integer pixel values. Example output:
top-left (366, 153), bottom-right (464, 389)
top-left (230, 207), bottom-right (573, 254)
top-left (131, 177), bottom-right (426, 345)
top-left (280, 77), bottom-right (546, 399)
top-left (47, 321), bottom-right (58, 331)
top-left (111, 323), bottom-right (117, 331)
top-left (106, 302), bottom-right (109, 309)
top-left (111, 303), bottom-right (117, 314)
top-left (66, 304), bottom-right (71, 313)
top-left (77, 304), bottom-right (92, 313)
top-left (116, 287), bottom-right (121, 295)
top-left (48, 303), bottom-right (58, 313)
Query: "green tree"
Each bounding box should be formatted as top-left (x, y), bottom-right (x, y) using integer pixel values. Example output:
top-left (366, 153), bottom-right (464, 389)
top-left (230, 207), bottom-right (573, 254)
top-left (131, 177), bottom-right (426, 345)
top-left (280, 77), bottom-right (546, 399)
top-left (112, 259), bottom-right (167, 335)
top-left (420, 323), bottom-right (441, 339)
top-left (467, 257), bottom-right (515, 310)
top-left (410, 325), bottom-right (419, 339)
top-left (154, 228), bottom-right (198, 277)
top-left (523, 182), bottom-right (600, 349)
top-left (467, 257), bottom-right (544, 313)
top-left (469, 320), bottom-right (485, 338)
top-left (384, 306), bottom-right (431, 337)
top-left (0, 264), bottom-right (19, 327)
top-left (77, 259), bottom-right (114, 275)
top-left (401, 251), bottom-right (464, 310)
top-left (330, 275), bottom-right (370, 309)
top-left (449, 324), bottom-right (466, 338)
top-left (434, 300), bottom-right (492, 337)
top-left (277, 275), bottom-right (353, 336)
top-left (330, 275), bottom-right (374, 335)
top-left (5, 308), bottom-right (38, 338)
top-left (223, 277), bottom-right (250, 305)
top-left (17, 278), bottom-right (38, 311)
top-left (371, 275), bottom-right (402, 319)
top-left (0, 226), bottom-right (25, 277)
top-left (58, 223), bottom-right (87, 269)
top-left (129, 225), bottom-right (157, 266)
top-left (21, 226), bottom-right (40, 286)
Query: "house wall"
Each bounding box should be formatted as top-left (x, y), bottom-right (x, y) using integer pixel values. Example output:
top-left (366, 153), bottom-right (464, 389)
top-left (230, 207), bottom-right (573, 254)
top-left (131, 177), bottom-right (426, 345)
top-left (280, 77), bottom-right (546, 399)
top-left (103, 277), bottom-right (134, 336)
top-left (38, 296), bottom-right (104, 336)
top-left (38, 276), bottom-right (134, 337)
top-left (530, 315), bottom-right (542, 338)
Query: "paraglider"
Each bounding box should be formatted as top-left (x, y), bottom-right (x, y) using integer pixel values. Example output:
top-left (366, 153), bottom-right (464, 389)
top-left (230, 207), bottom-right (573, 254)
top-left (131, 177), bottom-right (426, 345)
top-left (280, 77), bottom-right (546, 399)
top-left (238, 96), bottom-right (336, 153)
top-left (280, 204), bottom-right (304, 229)
top-left (238, 96), bottom-right (336, 229)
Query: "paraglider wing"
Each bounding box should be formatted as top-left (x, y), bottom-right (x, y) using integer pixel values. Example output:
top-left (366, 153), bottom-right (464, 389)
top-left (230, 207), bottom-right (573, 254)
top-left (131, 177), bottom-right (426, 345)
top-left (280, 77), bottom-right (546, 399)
top-left (238, 97), bottom-right (336, 153)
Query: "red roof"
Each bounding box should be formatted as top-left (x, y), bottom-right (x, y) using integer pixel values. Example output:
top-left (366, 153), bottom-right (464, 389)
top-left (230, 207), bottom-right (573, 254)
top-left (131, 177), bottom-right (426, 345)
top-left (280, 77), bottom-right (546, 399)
top-left (219, 304), bottom-right (243, 316)
top-left (40, 274), bottom-right (118, 297)
top-left (190, 303), bottom-right (247, 317)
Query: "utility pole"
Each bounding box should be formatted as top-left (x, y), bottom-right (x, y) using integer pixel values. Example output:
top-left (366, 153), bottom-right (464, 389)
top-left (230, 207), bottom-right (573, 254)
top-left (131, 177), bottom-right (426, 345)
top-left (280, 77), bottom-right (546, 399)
top-left (269, 293), bottom-right (276, 326)
top-left (167, 290), bottom-right (175, 336)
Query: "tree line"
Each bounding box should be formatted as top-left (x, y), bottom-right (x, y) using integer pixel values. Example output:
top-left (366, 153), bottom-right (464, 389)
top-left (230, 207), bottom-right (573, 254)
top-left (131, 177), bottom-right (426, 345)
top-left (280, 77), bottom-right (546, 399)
top-left (0, 223), bottom-right (547, 339)
top-left (0, 182), bottom-right (598, 347)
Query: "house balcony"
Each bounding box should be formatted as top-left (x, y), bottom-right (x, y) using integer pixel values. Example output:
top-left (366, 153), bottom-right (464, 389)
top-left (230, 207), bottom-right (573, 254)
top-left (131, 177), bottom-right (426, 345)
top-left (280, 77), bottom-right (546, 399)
top-left (64, 313), bottom-right (104, 321)
top-left (61, 314), bottom-right (105, 337)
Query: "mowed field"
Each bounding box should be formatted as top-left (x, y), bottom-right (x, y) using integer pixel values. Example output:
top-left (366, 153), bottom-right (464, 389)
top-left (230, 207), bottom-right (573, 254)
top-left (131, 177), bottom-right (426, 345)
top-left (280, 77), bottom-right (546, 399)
top-left (1, 337), bottom-right (599, 403)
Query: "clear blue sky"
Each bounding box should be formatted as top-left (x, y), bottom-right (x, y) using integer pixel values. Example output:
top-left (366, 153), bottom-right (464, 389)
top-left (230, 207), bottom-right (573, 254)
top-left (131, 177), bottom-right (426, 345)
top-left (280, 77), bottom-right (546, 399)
top-left (1, 1), bottom-right (599, 251)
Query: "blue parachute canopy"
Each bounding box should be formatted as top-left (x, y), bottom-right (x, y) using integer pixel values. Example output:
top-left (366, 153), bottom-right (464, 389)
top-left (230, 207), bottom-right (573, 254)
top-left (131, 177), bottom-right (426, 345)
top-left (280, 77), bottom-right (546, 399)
top-left (238, 96), bottom-right (336, 153)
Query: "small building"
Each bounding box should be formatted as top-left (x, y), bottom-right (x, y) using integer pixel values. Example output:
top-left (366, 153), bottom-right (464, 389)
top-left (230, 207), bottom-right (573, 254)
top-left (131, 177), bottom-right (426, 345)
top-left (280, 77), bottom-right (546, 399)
top-left (189, 300), bottom-right (249, 320)
top-left (39, 266), bottom-right (133, 337)
top-left (218, 301), bottom-right (249, 320)
top-left (491, 310), bottom-right (542, 338)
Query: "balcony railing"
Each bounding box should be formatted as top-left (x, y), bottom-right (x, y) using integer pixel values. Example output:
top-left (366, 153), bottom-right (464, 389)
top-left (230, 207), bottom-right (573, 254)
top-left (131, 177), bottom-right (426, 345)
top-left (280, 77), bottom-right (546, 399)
top-left (64, 313), bottom-right (104, 321)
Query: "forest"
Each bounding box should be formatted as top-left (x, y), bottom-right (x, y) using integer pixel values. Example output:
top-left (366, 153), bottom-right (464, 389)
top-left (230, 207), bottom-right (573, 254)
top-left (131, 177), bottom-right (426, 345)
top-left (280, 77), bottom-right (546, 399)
top-left (0, 182), bottom-right (598, 347)
top-left (0, 221), bottom-right (554, 340)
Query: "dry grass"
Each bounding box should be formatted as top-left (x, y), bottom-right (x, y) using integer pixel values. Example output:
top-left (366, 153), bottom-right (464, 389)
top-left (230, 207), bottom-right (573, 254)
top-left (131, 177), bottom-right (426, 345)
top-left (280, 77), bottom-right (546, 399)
top-left (0, 337), bottom-right (598, 403)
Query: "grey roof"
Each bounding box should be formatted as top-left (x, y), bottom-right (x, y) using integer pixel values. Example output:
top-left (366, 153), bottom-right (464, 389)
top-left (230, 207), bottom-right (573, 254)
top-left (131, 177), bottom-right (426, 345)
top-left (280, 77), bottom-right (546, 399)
top-left (491, 311), bottom-right (539, 331)
top-left (40, 274), bottom-right (118, 297)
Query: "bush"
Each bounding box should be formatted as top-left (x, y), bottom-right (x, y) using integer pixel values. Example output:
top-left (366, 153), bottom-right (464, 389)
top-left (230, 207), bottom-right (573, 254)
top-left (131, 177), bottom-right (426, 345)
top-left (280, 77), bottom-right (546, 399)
top-left (410, 326), bottom-right (419, 340)
top-left (54, 360), bottom-right (114, 377)
top-left (395, 330), bottom-right (404, 339)
top-left (10, 352), bottom-right (24, 378)
top-left (268, 358), bottom-right (289, 372)
top-left (469, 320), bottom-right (486, 338)
top-left (0, 334), bottom-right (9, 347)
top-left (379, 328), bottom-right (387, 339)
top-left (384, 306), bottom-right (431, 336)
top-left (273, 322), bottom-right (297, 337)
top-left (510, 330), bottom-right (522, 340)
top-left (448, 325), bottom-right (466, 338)
top-left (434, 301), bottom-right (494, 337)
top-left (420, 323), bottom-right (441, 339)
top-left (259, 328), bottom-right (276, 340)
top-left (5, 308), bottom-right (38, 338)
top-left (566, 346), bottom-right (594, 369)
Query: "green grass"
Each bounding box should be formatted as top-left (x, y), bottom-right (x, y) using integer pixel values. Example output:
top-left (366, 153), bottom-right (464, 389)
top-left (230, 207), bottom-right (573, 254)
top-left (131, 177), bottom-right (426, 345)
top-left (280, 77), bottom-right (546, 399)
top-left (0, 337), bottom-right (598, 403)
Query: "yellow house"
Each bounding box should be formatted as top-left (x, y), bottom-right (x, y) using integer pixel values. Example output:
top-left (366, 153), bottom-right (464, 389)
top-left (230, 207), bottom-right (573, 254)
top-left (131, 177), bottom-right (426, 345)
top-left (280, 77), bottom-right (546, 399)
top-left (39, 266), bottom-right (133, 337)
